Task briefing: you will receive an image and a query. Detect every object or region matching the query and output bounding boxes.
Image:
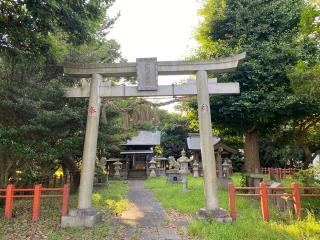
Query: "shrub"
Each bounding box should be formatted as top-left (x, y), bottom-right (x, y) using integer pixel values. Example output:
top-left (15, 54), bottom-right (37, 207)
top-left (92, 193), bottom-right (102, 204)
top-left (105, 199), bottom-right (129, 214)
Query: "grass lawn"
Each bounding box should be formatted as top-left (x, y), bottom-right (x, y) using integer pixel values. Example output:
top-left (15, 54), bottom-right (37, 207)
top-left (145, 174), bottom-right (320, 240)
top-left (0, 180), bottom-right (128, 240)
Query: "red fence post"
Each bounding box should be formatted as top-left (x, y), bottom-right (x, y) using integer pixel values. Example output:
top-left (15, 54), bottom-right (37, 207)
top-left (291, 182), bottom-right (301, 219)
top-left (32, 184), bottom-right (42, 221)
top-left (4, 184), bottom-right (15, 219)
top-left (228, 183), bottom-right (237, 221)
top-left (259, 182), bottom-right (269, 221)
top-left (61, 184), bottom-right (70, 216)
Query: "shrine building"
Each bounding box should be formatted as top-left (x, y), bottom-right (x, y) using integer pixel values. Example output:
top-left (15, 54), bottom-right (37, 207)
top-left (187, 133), bottom-right (238, 176)
top-left (107, 130), bottom-right (162, 179)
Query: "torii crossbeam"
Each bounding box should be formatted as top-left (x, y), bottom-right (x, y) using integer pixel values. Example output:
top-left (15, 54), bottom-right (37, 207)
top-left (61, 53), bottom-right (245, 227)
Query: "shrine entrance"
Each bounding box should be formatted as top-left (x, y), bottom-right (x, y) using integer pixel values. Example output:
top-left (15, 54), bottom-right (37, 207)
top-left (61, 54), bottom-right (245, 227)
top-left (128, 155), bottom-right (148, 171)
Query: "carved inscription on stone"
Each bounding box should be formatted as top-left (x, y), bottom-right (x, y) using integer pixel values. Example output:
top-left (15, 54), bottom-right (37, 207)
top-left (137, 58), bottom-right (158, 91)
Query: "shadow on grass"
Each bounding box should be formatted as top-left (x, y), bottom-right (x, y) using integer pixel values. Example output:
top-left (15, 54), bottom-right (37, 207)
top-left (146, 175), bottom-right (320, 240)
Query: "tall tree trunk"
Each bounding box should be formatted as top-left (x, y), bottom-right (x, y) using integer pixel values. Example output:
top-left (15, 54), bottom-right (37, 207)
top-left (298, 133), bottom-right (312, 169)
top-left (244, 130), bottom-right (260, 173)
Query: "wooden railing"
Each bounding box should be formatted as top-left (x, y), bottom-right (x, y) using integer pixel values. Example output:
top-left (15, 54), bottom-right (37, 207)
top-left (260, 167), bottom-right (298, 179)
top-left (228, 182), bottom-right (320, 221)
top-left (39, 174), bottom-right (73, 187)
top-left (0, 184), bottom-right (70, 221)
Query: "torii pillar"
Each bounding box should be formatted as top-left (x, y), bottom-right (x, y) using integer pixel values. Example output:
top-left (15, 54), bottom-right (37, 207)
top-left (61, 53), bottom-right (245, 227)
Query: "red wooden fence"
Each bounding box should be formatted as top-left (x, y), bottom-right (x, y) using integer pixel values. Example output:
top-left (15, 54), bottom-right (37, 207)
top-left (0, 184), bottom-right (70, 221)
top-left (228, 182), bottom-right (320, 221)
top-left (260, 168), bottom-right (298, 179)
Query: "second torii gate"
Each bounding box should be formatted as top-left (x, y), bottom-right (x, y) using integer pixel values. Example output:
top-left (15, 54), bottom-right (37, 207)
top-left (61, 53), bottom-right (245, 227)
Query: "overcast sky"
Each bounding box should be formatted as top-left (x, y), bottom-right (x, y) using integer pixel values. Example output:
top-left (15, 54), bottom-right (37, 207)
top-left (109, 0), bottom-right (199, 61)
top-left (107, 0), bottom-right (201, 86)
top-left (107, 0), bottom-right (202, 111)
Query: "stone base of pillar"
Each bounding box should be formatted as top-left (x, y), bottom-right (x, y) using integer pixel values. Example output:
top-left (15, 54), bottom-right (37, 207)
top-left (197, 208), bottom-right (232, 223)
top-left (61, 207), bottom-right (102, 228)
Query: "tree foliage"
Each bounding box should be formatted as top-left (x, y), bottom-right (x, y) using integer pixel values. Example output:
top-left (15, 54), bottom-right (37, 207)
top-left (0, 0), bottom-right (130, 186)
top-left (158, 110), bottom-right (191, 159)
top-left (191, 0), bottom-right (318, 172)
top-left (0, 0), bottom-right (116, 57)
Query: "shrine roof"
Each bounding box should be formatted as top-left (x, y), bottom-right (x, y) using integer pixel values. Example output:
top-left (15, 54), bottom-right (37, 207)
top-left (120, 150), bottom-right (153, 155)
top-left (122, 130), bottom-right (161, 146)
top-left (187, 133), bottom-right (221, 150)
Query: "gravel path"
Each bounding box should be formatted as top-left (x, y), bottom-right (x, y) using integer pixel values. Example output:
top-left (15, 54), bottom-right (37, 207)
top-left (120, 180), bottom-right (181, 240)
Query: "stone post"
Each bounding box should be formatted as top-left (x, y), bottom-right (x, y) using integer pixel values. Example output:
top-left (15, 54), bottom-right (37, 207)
top-left (149, 158), bottom-right (157, 178)
top-left (78, 73), bottom-right (102, 209)
top-left (193, 160), bottom-right (200, 178)
top-left (61, 73), bottom-right (103, 227)
top-left (196, 70), bottom-right (219, 210)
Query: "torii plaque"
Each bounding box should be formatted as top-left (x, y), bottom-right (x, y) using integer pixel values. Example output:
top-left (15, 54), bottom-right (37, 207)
top-left (61, 53), bottom-right (245, 227)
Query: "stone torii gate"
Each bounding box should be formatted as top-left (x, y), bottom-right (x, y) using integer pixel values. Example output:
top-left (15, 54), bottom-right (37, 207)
top-left (61, 53), bottom-right (245, 227)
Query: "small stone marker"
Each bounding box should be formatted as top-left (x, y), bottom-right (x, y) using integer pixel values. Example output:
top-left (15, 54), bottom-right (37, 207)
top-left (246, 174), bottom-right (263, 194)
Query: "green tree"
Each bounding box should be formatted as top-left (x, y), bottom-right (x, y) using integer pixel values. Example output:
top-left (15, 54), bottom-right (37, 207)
top-left (0, 40), bottom-right (130, 186)
top-left (0, 0), bottom-right (116, 57)
top-left (158, 110), bottom-right (191, 159)
top-left (284, 57), bottom-right (320, 167)
top-left (193, 0), bottom-right (307, 173)
top-left (0, 0), bottom-right (130, 186)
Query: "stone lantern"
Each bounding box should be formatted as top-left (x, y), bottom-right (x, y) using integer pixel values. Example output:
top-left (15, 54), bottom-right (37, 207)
top-left (192, 159), bottom-right (200, 178)
top-left (154, 156), bottom-right (161, 168)
top-left (113, 160), bottom-right (122, 179)
top-left (222, 160), bottom-right (231, 178)
top-left (99, 157), bottom-right (108, 184)
top-left (177, 149), bottom-right (192, 192)
top-left (149, 158), bottom-right (157, 178)
top-left (100, 157), bottom-right (107, 169)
